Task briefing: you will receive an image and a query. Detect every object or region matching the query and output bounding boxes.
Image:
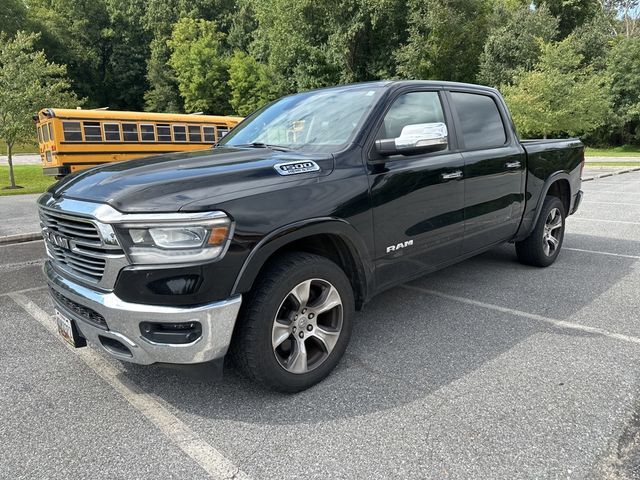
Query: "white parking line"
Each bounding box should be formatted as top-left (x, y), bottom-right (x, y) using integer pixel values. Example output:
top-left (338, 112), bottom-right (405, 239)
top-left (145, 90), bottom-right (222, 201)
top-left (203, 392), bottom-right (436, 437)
top-left (9, 293), bottom-right (252, 480)
top-left (582, 201), bottom-right (640, 206)
top-left (402, 285), bottom-right (640, 346)
top-left (0, 285), bottom-right (48, 298)
top-left (583, 191), bottom-right (640, 195)
top-left (564, 247), bottom-right (640, 260)
top-left (571, 217), bottom-right (640, 226)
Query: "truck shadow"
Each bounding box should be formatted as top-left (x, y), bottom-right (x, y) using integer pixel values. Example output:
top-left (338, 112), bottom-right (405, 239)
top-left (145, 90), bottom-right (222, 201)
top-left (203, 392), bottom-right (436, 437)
top-left (119, 232), bottom-right (638, 426)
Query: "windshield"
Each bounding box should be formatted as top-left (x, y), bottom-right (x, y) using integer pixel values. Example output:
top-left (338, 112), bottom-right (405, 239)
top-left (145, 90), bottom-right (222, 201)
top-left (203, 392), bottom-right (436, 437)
top-left (219, 85), bottom-right (385, 153)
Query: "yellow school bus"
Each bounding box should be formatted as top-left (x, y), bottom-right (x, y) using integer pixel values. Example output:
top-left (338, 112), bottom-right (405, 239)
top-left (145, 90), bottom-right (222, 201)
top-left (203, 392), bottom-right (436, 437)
top-left (35, 108), bottom-right (244, 177)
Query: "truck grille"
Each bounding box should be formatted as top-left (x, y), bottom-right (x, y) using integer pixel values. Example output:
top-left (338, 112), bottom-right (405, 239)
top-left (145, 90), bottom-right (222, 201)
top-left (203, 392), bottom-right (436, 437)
top-left (40, 209), bottom-right (102, 243)
top-left (50, 287), bottom-right (108, 330)
top-left (40, 209), bottom-right (109, 282)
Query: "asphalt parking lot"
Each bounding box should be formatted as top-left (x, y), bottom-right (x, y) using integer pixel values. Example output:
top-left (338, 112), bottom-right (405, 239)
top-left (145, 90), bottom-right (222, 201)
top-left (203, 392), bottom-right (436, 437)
top-left (1, 171), bottom-right (639, 479)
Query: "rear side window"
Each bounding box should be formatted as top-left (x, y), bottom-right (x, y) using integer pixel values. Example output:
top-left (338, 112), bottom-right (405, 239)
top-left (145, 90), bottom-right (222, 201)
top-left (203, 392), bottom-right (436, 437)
top-left (157, 124), bottom-right (171, 142)
top-left (63, 122), bottom-right (82, 141)
top-left (172, 125), bottom-right (187, 142)
top-left (84, 121), bottom-right (102, 141)
top-left (122, 123), bottom-right (139, 142)
top-left (188, 125), bottom-right (202, 142)
top-left (203, 126), bottom-right (216, 143)
top-left (103, 123), bottom-right (121, 141)
top-left (140, 124), bottom-right (155, 141)
top-left (450, 92), bottom-right (506, 150)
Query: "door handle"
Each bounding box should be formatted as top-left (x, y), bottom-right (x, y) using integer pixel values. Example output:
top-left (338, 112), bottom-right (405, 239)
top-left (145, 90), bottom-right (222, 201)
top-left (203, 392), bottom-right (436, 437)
top-left (505, 161), bottom-right (522, 169)
top-left (441, 171), bottom-right (463, 180)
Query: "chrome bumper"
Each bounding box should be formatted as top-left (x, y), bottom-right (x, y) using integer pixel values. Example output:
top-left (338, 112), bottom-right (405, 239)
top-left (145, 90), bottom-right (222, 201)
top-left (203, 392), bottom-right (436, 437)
top-left (45, 261), bottom-right (242, 365)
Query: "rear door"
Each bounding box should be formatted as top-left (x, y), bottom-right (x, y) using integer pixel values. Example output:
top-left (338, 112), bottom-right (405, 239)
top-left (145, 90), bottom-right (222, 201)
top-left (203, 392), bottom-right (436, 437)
top-left (367, 89), bottom-right (465, 291)
top-left (448, 90), bottom-right (526, 253)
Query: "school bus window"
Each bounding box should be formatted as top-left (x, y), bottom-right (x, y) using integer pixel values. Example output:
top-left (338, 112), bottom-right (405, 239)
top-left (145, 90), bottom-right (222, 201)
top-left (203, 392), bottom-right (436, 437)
top-left (84, 121), bottom-right (102, 141)
top-left (37, 126), bottom-right (43, 143)
top-left (104, 123), bottom-right (121, 142)
top-left (122, 123), bottom-right (139, 142)
top-left (172, 125), bottom-right (187, 142)
top-left (218, 127), bottom-right (230, 139)
top-left (42, 124), bottom-right (50, 142)
top-left (203, 126), bottom-right (216, 143)
top-left (157, 124), bottom-right (171, 142)
top-left (63, 121), bottom-right (82, 141)
top-left (188, 125), bottom-right (202, 142)
top-left (48, 123), bottom-right (54, 141)
top-left (140, 124), bottom-right (155, 141)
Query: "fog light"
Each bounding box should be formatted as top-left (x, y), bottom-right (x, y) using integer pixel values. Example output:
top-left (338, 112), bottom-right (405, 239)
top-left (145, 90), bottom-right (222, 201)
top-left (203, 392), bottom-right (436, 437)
top-left (139, 321), bottom-right (202, 344)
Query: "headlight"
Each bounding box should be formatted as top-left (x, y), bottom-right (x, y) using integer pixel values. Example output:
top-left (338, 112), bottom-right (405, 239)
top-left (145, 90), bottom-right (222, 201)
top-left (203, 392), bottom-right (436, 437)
top-left (115, 213), bottom-right (232, 265)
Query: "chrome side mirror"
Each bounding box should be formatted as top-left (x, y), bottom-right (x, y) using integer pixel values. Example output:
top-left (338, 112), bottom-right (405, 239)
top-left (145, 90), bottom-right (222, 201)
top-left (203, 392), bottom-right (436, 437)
top-left (375, 122), bottom-right (448, 157)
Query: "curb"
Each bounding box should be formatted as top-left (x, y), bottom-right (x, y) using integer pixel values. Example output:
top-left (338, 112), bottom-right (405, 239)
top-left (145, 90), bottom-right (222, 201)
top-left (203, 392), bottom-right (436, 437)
top-left (0, 232), bottom-right (42, 245)
top-left (582, 166), bottom-right (640, 182)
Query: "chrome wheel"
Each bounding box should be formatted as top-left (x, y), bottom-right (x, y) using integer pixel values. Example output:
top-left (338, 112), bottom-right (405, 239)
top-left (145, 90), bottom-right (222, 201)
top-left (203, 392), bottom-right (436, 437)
top-left (542, 207), bottom-right (563, 256)
top-left (271, 278), bottom-right (343, 374)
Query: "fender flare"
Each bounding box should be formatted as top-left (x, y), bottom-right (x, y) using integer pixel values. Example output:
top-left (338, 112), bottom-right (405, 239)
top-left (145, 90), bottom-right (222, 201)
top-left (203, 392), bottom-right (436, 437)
top-left (516, 171), bottom-right (572, 241)
top-left (231, 217), bottom-right (374, 302)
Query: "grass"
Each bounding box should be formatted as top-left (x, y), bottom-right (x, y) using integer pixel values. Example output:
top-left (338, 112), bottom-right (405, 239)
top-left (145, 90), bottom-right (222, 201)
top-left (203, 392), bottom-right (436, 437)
top-left (585, 145), bottom-right (640, 157)
top-left (0, 165), bottom-right (55, 196)
top-left (584, 161), bottom-right (640, 167)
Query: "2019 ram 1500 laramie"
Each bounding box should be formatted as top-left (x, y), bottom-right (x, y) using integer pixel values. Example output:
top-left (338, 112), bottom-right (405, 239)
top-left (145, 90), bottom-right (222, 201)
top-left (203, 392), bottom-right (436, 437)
top-left (39, 81), bottom-right (584, 392)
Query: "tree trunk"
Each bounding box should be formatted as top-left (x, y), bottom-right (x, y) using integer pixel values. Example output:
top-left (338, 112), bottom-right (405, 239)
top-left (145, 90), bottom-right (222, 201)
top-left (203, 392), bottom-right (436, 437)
top-left (7, 143), bottom-right (17, 188)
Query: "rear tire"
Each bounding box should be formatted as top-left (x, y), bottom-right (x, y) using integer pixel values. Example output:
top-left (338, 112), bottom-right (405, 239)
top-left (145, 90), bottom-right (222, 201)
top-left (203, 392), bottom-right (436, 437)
top-left (515, 195), bottom-right (566, 267)
top-left (230, 252), bottom-right (354, 393)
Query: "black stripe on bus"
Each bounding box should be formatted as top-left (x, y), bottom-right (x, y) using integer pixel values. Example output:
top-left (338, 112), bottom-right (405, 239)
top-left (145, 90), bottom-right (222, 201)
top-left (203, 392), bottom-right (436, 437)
top-left (54, 116), bottom-right (234, 126)
top-left (56, 150), bottom-right (213, 156)
top-left (59, 142), bottom-right (215, 146)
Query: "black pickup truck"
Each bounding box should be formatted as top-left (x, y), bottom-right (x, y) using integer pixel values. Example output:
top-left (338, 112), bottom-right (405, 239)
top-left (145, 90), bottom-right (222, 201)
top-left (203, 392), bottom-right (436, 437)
top-left (39, 81), bottom-right (584, 392)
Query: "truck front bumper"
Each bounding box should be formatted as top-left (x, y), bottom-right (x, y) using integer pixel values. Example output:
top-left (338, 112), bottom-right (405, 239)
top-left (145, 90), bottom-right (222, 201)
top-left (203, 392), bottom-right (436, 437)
top-left (45, 261), bottom-right (242, 365)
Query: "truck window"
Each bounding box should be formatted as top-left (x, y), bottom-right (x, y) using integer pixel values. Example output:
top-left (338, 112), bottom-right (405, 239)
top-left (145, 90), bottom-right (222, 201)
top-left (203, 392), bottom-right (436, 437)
top-left (376, 92), bottom-right (446, 142)
top-left (450, 92), bottom-right (506, 150)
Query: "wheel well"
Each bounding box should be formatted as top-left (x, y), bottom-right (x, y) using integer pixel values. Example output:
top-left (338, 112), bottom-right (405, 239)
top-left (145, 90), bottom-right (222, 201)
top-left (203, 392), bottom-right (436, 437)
top-left (546, 179), bottom-right (571, 214)
top-left (259, 234), bottom-right (367, 310)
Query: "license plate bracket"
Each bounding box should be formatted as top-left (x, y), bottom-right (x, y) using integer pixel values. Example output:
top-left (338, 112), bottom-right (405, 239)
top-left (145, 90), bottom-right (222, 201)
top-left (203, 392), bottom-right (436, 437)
top-left (55, 310), bottom-right (87, 348)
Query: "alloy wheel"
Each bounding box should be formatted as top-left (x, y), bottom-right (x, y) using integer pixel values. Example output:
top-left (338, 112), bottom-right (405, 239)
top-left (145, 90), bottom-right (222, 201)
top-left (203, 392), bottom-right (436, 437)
top-left (542, 207), bottom-right (563, 256)
top-left (271, 279), bottom-right (343, 374)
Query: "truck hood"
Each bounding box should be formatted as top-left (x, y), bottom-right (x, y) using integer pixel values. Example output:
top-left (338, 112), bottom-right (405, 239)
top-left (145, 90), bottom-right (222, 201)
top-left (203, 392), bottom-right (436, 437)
top-left (49, 147), bottom-right (334, 213)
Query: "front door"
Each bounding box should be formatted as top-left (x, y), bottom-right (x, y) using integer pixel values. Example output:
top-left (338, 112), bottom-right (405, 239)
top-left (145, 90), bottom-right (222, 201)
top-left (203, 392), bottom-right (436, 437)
top-left (367, 90), bottom-right (465, 291)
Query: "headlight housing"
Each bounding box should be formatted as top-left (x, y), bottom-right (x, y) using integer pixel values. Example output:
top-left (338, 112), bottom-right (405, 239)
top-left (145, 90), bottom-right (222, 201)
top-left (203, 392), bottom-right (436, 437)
top-left (114, 212), bottom-right (232, 265)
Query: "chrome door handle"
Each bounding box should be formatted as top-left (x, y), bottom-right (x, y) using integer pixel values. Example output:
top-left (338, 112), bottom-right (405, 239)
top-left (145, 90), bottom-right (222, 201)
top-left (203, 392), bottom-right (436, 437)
top-left (441, 171), bottom-right (463, 180)
top-left (506, 161), bottom-right (522, 169)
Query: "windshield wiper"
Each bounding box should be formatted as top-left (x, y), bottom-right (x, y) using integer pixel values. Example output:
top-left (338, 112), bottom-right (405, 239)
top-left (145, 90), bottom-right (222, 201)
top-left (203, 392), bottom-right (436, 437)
top-left (232, 142), bottom-right (294, 152)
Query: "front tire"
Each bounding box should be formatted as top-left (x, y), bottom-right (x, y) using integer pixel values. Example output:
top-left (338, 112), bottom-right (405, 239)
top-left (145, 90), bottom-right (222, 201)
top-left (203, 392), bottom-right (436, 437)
top-left (515, 195), bottom-right (566, 267)
top-left (230, 252), bottom-right (354, 393)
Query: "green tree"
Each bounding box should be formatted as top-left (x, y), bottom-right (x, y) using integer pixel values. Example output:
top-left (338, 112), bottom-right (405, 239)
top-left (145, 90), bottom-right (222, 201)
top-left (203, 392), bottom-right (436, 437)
top-left (533, 0), bottom-right (600, 37)
top-left (0, 0), bottom-right (29, 36)
top-left (104, 0), bottom-right (151, 110)
top-left (502, 37), bottom-right (610, 138)
top-left (396, 0), bottom-right (492, 83)
top-left (606, 35), bottom-right (640, 144)
top-left (0, 31), bottom-right (79, 189)
top-left (26, 0), bottom-right (111, 107)
top-left (228, 51), bottom-right (280, 115)
top-left (142, 0), bottom-right (236, 112)
top-left (167, 18), bottom-right (231, 114)
top-left (478, 4), bottom-right (558, 87)
top-left (250, 0), bottom-right (408, 92)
